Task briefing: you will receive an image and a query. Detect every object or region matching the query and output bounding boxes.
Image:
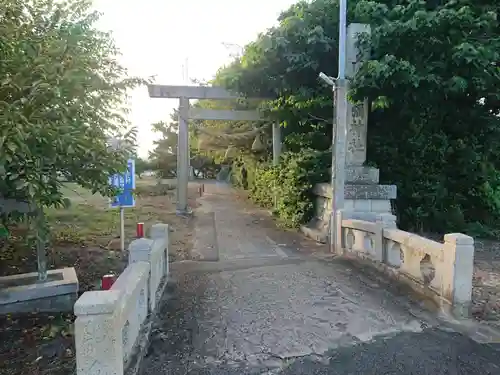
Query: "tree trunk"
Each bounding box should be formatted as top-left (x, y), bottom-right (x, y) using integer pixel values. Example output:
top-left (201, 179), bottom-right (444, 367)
top-left (33, 208), bottom-right (48, 282)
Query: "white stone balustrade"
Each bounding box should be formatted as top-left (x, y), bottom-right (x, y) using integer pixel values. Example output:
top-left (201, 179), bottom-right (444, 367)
top-left (74, 224), bottom-right (170, 375)
top-left (129, 223), bottom-right (169, 311)
top-left (336, 210), bottom-right (474, 317)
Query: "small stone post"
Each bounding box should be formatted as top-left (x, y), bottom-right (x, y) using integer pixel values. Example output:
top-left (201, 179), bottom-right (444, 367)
top-left (442, 233), bottom-right (475, 317)
top-left (150, 223), bottom-right (170, 277)
top-left (335, 209), bottom-right (345, 256)
top-left (129, 238), bottom-right (157, 311)
top-left (128, 224), bottom-right (169, 312)
top-left (374, 213), bottom-right (397, 262)
top-left (128, 238), bottom-right (154, 265)
top-left (74, 291), bottom-right (123, 375)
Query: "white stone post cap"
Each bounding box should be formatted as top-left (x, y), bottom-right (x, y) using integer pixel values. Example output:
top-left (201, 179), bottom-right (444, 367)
top-left (74, 290), bottom-right (121, 316)
top-left (150, 223), bottom-right (170, 239)
top-left (444, 233), bottom-right (474, 245)
top-left (129, 238), bottom-right (154, 253)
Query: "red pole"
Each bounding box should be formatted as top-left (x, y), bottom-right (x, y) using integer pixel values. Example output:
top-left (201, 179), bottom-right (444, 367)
top-left (136, 222), bottom-right (144, 238)
top-left (101, 274), bottom-right (116, 290)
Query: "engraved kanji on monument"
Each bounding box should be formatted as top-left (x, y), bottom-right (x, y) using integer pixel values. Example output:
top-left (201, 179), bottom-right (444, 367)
top-left (345, 23), bottom-right (371, 167)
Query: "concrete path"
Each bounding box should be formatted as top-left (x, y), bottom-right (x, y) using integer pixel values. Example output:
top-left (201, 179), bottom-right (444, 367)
top-left (139, 182), bottom-right (500, 375)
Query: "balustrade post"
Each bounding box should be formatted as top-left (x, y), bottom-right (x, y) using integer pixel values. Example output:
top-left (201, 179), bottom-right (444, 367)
top-left (443, 233), bottom-right (474, 317)
top-left (74, 291), bottom-right (123, 375)
top-left (375, 213), bottom-right (397, 263)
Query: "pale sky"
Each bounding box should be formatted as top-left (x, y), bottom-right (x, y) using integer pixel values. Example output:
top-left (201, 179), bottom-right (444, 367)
top-left (92, 0), bottom-right (298, 158)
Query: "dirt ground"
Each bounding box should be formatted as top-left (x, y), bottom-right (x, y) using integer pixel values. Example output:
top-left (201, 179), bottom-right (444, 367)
top-left (0, 178), bottom-right (200, 375)
top-left (470, 239), bottom-right (500, 325)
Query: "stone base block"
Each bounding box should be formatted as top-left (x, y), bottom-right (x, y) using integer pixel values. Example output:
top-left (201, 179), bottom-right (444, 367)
top-left (300, 218), bottom-right (328, 244)
top-left (0, 268), bottom-right (79, 314)
top-left (313, 182), bottom-right (397, 200)
top-left (304, 182), bottom-right (397, 244)
top-left (314, 194), bottom-right (394, 225)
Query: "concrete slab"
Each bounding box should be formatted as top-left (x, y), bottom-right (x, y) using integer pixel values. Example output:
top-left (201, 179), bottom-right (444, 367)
top-left (0, 267), bottom-right (78, 314)
top-left (314, 182), bottom-right (397, 200)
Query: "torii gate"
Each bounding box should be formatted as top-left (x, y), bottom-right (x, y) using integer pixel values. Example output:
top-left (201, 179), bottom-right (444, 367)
top-left (148, 84), bottom-right (282, 214)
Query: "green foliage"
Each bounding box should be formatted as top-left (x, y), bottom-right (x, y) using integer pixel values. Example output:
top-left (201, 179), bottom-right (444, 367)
top-left (215, 0), bottom-right (353, 152)
top-left (151, 110), bottom-right (222, 179)
top-left (195, 0), bottom-right (500, 236)
top-left (351, 0), bottom-right (500, 233)
top-left (233, 150), bottom-right (330, 227)
top-left (149, 115), bottom-right (178, 178)
top-left (201, 0), bottom-right (351, 227)
top-left (232, 155), bottom-right (260, 191)
top-left (0, 0), bottom-right (145, 221)
top-left (134, 158), bottom-right (154, 177)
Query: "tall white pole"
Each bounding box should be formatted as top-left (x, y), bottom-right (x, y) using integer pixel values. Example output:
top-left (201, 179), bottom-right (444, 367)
top-left (338, 0), bottom-right (347, 80)
top-left (330, 0), bottom-right (348, 253)
top-left (120, 207), bottom-right (125, 252)
top-left (272, 122), bottom-right (282, 166)
top-left (177, 97), bottom-right (189, 214)
top-left (272, 122), bottom-right (282, 209)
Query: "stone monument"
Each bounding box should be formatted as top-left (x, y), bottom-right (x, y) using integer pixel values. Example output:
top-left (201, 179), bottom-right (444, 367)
top-left (302, 23), bottom-right (397, 243)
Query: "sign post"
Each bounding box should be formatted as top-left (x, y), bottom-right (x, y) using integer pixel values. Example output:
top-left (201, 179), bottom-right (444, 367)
top-left (109, 159), bottom-right (136, 251)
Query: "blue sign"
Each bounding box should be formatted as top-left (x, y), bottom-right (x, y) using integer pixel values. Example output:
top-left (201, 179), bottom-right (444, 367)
top-left (109, 159), bottom-right (136, 208)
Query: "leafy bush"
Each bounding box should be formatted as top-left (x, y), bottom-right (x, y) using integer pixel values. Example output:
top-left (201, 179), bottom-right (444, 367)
top-left (352, 0), bottom-right (500, 234)
top-left (233, 149), bottom-right (330, 227)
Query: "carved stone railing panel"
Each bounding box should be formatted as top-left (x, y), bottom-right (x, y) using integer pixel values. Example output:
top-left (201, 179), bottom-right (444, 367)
top-left (339, 217), bottom-right (474, 317)
top-left (385, 239), bottom-right (402, 268)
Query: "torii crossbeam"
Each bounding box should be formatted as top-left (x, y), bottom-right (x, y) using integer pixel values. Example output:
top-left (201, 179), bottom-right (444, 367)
top-left (148, 84), bottom-right (281, 214)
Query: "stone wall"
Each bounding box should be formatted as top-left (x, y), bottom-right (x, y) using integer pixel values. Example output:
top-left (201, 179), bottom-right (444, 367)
top-left (301, 181), bottom-right (396, 243)
top-left (313, 183), bottom-right (395, 222)
top-left (74, 224), bottom-right (170, 375)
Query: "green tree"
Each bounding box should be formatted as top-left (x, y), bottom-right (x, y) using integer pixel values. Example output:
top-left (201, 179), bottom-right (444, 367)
top-left (150, 112), bottom-right (179, 178)
top-left (0, 0), bottom-right (146, 278)
top-left (0, 0), bottom-right (145, 209)
top-left (215, 0), bottom-right (375, 153)
top-left (193, 0), bottom-right (500, 235)
top-left (134, 157), bottom-right (153, 178)
top-left (351, 0), bottom-right (500, 233)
